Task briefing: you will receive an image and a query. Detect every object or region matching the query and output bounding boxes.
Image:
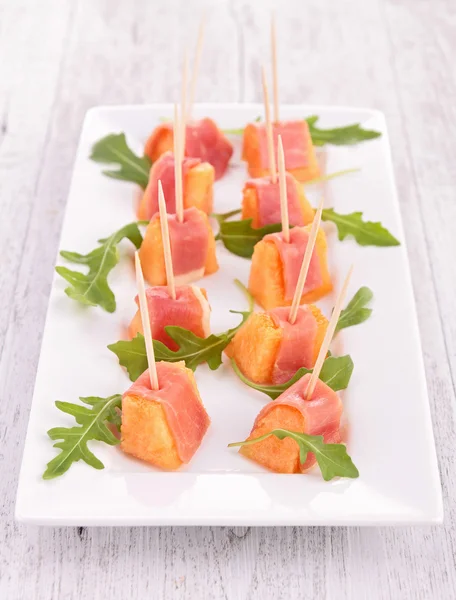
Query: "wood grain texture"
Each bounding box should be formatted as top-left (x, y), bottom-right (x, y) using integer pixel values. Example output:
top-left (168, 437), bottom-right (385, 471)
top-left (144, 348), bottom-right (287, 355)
top-left (1, 0), bottom-right (455, 598)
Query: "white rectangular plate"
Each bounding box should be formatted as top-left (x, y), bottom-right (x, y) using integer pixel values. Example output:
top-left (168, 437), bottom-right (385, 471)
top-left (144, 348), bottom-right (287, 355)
top-left (16, 104), bottom-right (442, 526)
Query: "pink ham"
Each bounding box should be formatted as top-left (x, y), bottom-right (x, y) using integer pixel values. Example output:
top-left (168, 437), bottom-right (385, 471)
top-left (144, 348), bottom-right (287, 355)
top-left (167, 207), bottom-right (209, 281)
top-left (142, 151), bottom-right (200, 219)
top-left (185, 118), bottom-right (233, 180)
top-left (264, 226), bottom-right (323, 300)
top-left (129, 285), bottom-right (210, 350)
top-left (245, 173), bottom-right (304, 227)
top-left (255, 120), bottom-right (312, 170)
top-left (254, 373), bottom-right (342, 471)
top-left (124, 362), bottom-right (211, 463)
top-left (269, 306), bottom-right (318, 384)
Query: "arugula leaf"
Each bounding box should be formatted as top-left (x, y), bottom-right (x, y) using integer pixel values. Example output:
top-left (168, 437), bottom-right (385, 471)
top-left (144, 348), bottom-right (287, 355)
top-left (212, 208), bottom-right (242, 224)
top-left (304, 167), bottom-right (360, 186)
top-left (90, 133), bottom-right (152, 189)
top-left (322, 209), bottom-right (400, 246)
top-left (231, 355), bottom-right (354, 400)
top-left (56, 222), bottom-right (143, 313)
top-left (43, 395), bottom-right (122, 480)
top-left (216, 218), bottom-right (283, 258)
top-left (229, 429), bottom-right (359, 480)
top-left (109, 279), bottom-right (254, 379)
top-left (337, 287), bottom-right (373, 332)
top-left (305, 115), bottom-right (381, 147)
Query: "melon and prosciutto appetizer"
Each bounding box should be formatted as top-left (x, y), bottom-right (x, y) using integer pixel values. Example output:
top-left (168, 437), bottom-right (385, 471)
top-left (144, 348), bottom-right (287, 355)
top-left (139, 206), bottom-right (218, 286)
top-left (242, 120), bottom-right (321, 183)
top-left (121, 361), bottom-right (211, 470)
top-left (128, 284), bottom-right (211, 350)
top-left (137, 151), bottom-right (214, 220)
top-left (249, 225), bottom-right (332, 310)
top-left (241, 172), bottom-right (314, 228)
top-left (238, 373), bottom-right (342, 473)
top-left (144, 118), bottom-right (233, 181)
top-left (226, 304), bottom-right (328, 385)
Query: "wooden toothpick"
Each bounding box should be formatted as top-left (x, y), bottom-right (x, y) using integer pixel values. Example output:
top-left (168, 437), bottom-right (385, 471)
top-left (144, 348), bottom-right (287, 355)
top-left (173, 103), bottom-right (184, 223)
top-left (277, 134), bottom-right (289, 243)
top-left (157, 179), bottom-right (176, 300)
top-left (288, 196), bottom-right (325, 324)
top-left (271, 13), bottom-right (279, 123)
top-left (306, 266), bottom-right (353, 399)
top-left (180, 50), bottom-right (188, 161)
top-left (187, 14), bottom-right (206, 120)
top-left (261, 65), bottom-right (277, 183)
top-left (134, 251), bottom-right (159, 390)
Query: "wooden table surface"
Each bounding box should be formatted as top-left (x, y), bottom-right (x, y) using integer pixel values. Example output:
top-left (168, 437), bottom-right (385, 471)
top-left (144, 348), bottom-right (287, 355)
top-left (1, 0), bottom-right (456, 598)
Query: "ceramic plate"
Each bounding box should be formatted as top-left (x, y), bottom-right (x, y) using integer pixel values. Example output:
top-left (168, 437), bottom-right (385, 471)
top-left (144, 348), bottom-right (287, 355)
top-left (15, 104), bottom-right (442, 525)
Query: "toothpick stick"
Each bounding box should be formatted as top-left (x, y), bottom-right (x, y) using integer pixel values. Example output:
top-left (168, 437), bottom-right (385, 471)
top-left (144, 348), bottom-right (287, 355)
top-left (277, 134), bottom-right (289, 243)
top-left (180, 50), bottom-right (188, 161)
top-left (157, 179), bottom-right (176, 300)
top-left (134, 252), bottom-right (159, 390)
top-left (306, 266), bottom-right (353, 399)
top-left (187, 14), bottom-right (205, 120)
top-left (288, 196), bottom-right (325, 324)
top-left (173, 103), bottom-right (184, 223)
top-left (261, 65), bottom-right (277, 183)
top-left (271, 13), bottom-right (279, 123)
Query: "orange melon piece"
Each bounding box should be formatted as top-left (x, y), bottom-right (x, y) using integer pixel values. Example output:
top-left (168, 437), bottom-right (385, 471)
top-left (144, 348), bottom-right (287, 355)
top-left (121, 362), bottom-right (201, 470)
top-left (226, 305), bottom-right (328, 384)
top-left (241, 177), bottom-right (314, 228)
top-left (137, 162), bottom-right (214, 221)
top-left (239, 405), bottom-right (305, 473)
top-left (144, 125), bottom-right (173, 163)
top-left (139, 210), bottom-right (218, 285)
top-left (242, 122), bottom-right (321, 183)
top-left (248, 226), bottom-right (332, 310)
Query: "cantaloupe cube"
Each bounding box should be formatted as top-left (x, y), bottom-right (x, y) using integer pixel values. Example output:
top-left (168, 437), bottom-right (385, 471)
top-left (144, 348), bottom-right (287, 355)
top-left (242, 122), bottom-right (321, 183)
top-left (225, 305), bottom-right (328, 384)
top-left (144, 125), bottom-right (173, 163)
top-left (241, 177), bottom-right (314, 228)
top-left (121, 362), bottom-right (204, 470)
top-left (248, 226), bottom-right (332, 310)
top-left (240, 404), bottom-right (305, 473)
top-left (139, 210), bottom-right (218, 285)
top-left (137, 162), bottom-right (214, 221)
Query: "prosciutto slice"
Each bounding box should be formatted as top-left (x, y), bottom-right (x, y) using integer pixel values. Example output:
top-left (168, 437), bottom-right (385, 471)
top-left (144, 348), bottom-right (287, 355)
top-left (254, 373), bottom-right (342, 471)
top-left (245, 173), bottom-right (304, 227)
top-left (167, 207), bottom-right (209, 283)
top-left (145, 118), bottom-right (233, 180)
top-left (124, 362), bottom-right (211, 463)
top-left (129, 285), bottom-right (210, 350)
top-left (141, 151), bottom-right (200, 219)
top-left (255, 120), bottom-right (313, 170)
top-left (264, 227), bottom-right (323, 300)
top-left (186, 118), bottom-right (233, 180)
top-left (269, 306), bottom-right (318, 384)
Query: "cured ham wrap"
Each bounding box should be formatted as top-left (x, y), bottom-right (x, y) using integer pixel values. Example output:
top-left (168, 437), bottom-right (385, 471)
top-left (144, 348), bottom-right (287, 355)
top-left (242, 119), bottom-right (321, 183)
top-left (241, 172), bottom-right (314, 228)
top-left (138, 151), bottom-right (214, 220)
top-left (225, 304), bottom-right (328, 385)
top-left (238, 374), bottom-right (342, 473)
top-left (128, 284), bottom-right (211, 350)
top-left (139, 206), bottom-right (218, 286)
top-left (249, 225), bottom-right (332, 310)
top-left (144, 118), bottom-right (233, 180)
top-left (121, 361), bottom-right (211, 470)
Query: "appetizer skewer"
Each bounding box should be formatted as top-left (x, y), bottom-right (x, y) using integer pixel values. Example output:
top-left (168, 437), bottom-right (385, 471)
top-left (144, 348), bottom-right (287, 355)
top-left (129, 180), bottom-right (211, 349)
top-left (242, 18), bottom-right (321, 183)
top-left (139, 110), bottom-right (219, 285)
top-left (121, 252), bottom-right (211, 470)
top-left (241, 67), bottom-right (314, 228)
top-left (231, 268), bottom-right (352, 474)
top-left (144, 21), bottom-right (234, 180)
top-left (248, 143), bottom-right (332, 310)
top-left (227, 199), bottom-right (329, 384)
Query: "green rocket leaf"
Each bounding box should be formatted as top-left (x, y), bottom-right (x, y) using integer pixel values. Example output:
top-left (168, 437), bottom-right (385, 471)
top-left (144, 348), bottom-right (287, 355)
top-left (322, 209), bottom-right (400, 246)
top-left (305, 115), bottom-right (381, 147)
